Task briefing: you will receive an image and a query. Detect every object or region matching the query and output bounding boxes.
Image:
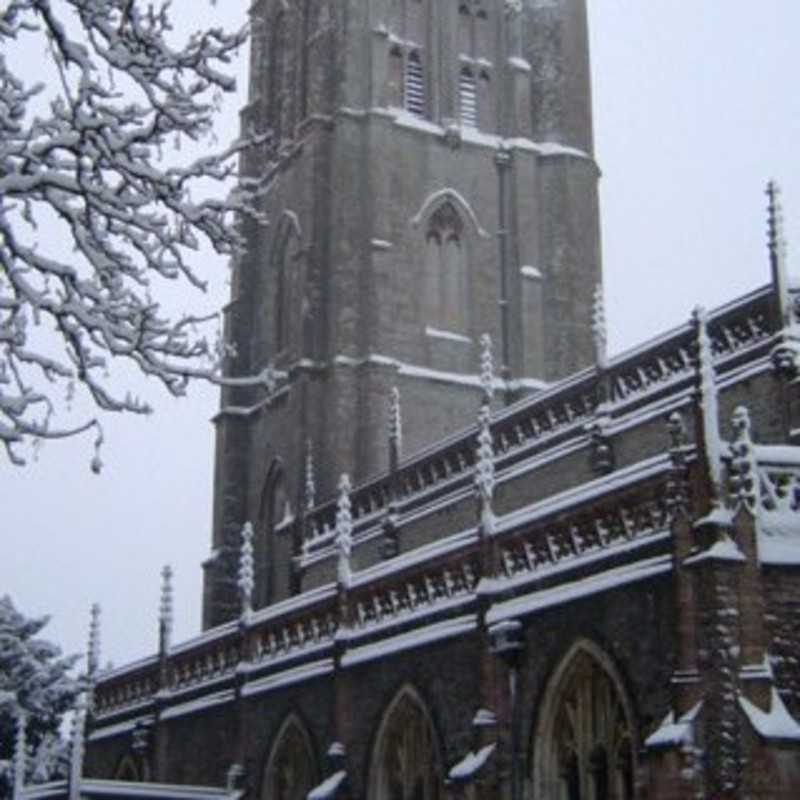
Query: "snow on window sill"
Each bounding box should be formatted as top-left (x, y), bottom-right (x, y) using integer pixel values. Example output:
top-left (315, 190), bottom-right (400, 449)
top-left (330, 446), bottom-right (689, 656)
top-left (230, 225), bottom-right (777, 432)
top-left (425, 326), bottom-right (472, 344)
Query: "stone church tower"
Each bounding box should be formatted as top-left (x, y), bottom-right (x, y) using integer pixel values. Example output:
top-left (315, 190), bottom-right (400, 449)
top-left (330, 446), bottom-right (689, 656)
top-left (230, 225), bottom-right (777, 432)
top-left (203, 0), bottom-right (602, 627)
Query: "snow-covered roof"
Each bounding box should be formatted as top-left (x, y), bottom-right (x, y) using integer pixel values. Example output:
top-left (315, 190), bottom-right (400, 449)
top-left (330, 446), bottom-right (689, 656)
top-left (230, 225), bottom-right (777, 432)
top-left (448, 743), bottom-right (496, 782)
top-left (645, 702), bottom-right (702, 749)
top-left (307, 771), bottom-right (347, 800)
top-left (738, 689), bottom-right (800, 741)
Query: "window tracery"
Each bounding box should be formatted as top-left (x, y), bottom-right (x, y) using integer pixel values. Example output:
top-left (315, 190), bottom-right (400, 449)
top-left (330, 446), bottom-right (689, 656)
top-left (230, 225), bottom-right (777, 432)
top-left (261, 717), bottom-right (317, 800)
top-left (370, 688), bottom-right (441, 800)
top-left (535, 646), bottom-right (636, 800)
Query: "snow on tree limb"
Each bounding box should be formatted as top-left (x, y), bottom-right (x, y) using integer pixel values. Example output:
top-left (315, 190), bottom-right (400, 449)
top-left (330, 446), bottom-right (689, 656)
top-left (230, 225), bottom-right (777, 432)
top-left (0, 0), bottom-right (271, 466)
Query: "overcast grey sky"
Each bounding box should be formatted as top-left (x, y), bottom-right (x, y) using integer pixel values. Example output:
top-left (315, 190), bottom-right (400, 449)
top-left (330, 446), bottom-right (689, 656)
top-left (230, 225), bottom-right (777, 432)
top-left (3, 1), bottom-right (799, 673)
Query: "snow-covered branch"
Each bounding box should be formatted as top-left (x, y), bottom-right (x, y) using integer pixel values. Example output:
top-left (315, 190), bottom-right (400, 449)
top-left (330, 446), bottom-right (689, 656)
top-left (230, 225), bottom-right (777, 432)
top-left (0, 0), bottom-right (270, 466)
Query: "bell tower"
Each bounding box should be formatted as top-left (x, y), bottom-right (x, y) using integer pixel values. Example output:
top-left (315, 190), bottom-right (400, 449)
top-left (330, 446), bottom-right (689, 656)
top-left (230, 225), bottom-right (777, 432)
top-left (202, 0), bottom-right (602, 627)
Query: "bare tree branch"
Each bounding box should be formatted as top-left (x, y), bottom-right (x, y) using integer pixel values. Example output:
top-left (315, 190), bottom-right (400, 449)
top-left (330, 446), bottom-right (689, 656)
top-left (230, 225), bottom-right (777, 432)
top-left (0, 0), bottom-right (271, 467)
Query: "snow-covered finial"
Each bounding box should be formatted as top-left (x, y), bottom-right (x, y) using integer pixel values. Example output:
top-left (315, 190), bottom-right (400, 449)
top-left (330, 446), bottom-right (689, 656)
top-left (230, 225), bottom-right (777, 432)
top-left (730, 406), bottom-right (761, 512)
top-left (68, 698), bottom-right (86, 800)
top-left (388, 387), bottom-right (402, 472)
top-left (692, 307), bottom-right (723, 497)
top-left (474, 403), bottom-right (496, 537)
top-left (237, 522), bottom-right (255, 617)
top-left (335, 474), bottom-right (353, 589)
top-left (304, 439), bottom-right (316, 512)
top-left (87, 603), bottom-right (101, 679)
top-left (592, 283), bottom-right (608, 369)
top-left (159, 565), bottom-right (174, 655)
top-left (13, 710), bottom-right (26, 800)
top-left (479, 334), bottom-right (495, 406)
top-left (767, 180), bottom-right (791, 326)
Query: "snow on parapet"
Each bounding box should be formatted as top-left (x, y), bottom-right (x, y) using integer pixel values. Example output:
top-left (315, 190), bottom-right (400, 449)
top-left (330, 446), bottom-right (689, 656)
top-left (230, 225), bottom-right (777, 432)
top-left (335, 475), bottom-right (353, 590)
top-left (237, 522), bottom-right (255, 617)
top-left (738, 688), bottom-right (800, 741)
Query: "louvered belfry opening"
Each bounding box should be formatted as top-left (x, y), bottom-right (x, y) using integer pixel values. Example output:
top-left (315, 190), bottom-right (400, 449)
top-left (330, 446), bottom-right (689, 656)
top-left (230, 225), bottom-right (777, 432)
top-left (405, 51), bottom-right (425, 117)
top-left (459, 67), bottom-right (477, 127)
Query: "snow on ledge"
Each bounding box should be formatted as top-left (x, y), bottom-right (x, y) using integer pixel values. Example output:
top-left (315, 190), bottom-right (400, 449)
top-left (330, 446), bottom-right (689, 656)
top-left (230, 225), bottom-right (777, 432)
top-left (520, 265), bottom-right (542, 280)
top-left (341, 614), bottom-right (477, 668)
top-left (485, 555), bottom-right (671, 625)
top-left (684, 536), bottom-right (745, 566)
top-left (448, 743), bottom-right (496, 782)
top-left (425, 326), bottom-right (472, 344)
top-left (308, 771), bottom-right (347, 800)
top-left (738, 689), bottom-right (800, 741)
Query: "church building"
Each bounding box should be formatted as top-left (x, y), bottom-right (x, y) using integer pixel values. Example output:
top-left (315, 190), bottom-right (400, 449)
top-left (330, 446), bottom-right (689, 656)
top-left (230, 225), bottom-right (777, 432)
top-left (35, 1), bottom-right (800, 799)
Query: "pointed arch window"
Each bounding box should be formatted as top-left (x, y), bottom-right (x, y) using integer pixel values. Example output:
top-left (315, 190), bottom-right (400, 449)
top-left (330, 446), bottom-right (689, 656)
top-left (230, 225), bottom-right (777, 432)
top-left (423, 202), bottom-right (467, 333)
top-left (370, 688), bottom-right (442, 800)
top-left (261, 716), bottom-right (318, 800)
top-left (534, 645), bottom-right (635, 800)
top-left (272, 220), bottom-right (303, 357)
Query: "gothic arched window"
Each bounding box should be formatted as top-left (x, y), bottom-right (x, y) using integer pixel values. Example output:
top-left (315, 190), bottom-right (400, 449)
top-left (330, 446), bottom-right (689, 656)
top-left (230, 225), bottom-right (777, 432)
top-left (272, 219), bottom-right (303, 357)
top-left (423, 202), bottom-right (467, 332)
top-left (533, 643), bottom-right (636, 800)
top-left (256, 462), bottom-right (295, 608)
top-left (261, 716), bottom-right (318, 800)
top-left (369, 687), bottom-right (442, 800)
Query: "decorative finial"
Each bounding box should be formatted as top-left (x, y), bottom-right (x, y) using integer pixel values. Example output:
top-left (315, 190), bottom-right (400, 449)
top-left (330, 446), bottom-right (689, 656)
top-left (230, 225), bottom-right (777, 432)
top-left (475, 403), bottom-right (496, 537)
top-left (730, 406), bottom-right (760, 512)
top-left (13, 709), bottom-right (27, 800)
top-left (388, 387), bottom-right (402, 476)
top-left (87, 603), bottom-right (101, 679)
top-left (767, 180), bottom-right (790, 326)
top-left (159, 565), bottom-right (174, 654)
top-left (479, 334), bottom-right (495, 406)
top-left (692, 307), bottom-right (723, 498)
top-left (389, 387), bottom-right (402, 451)
top-left (237, 522), bottom-right (255, 617)
top-left (335, 474), bottom-right (353, 589)
top-left (68, 697), bottom-right (86, 800)
top-left (592, 283), bottom-right (608, 369)
top-left (304, 439), bottom-right (316, 512)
